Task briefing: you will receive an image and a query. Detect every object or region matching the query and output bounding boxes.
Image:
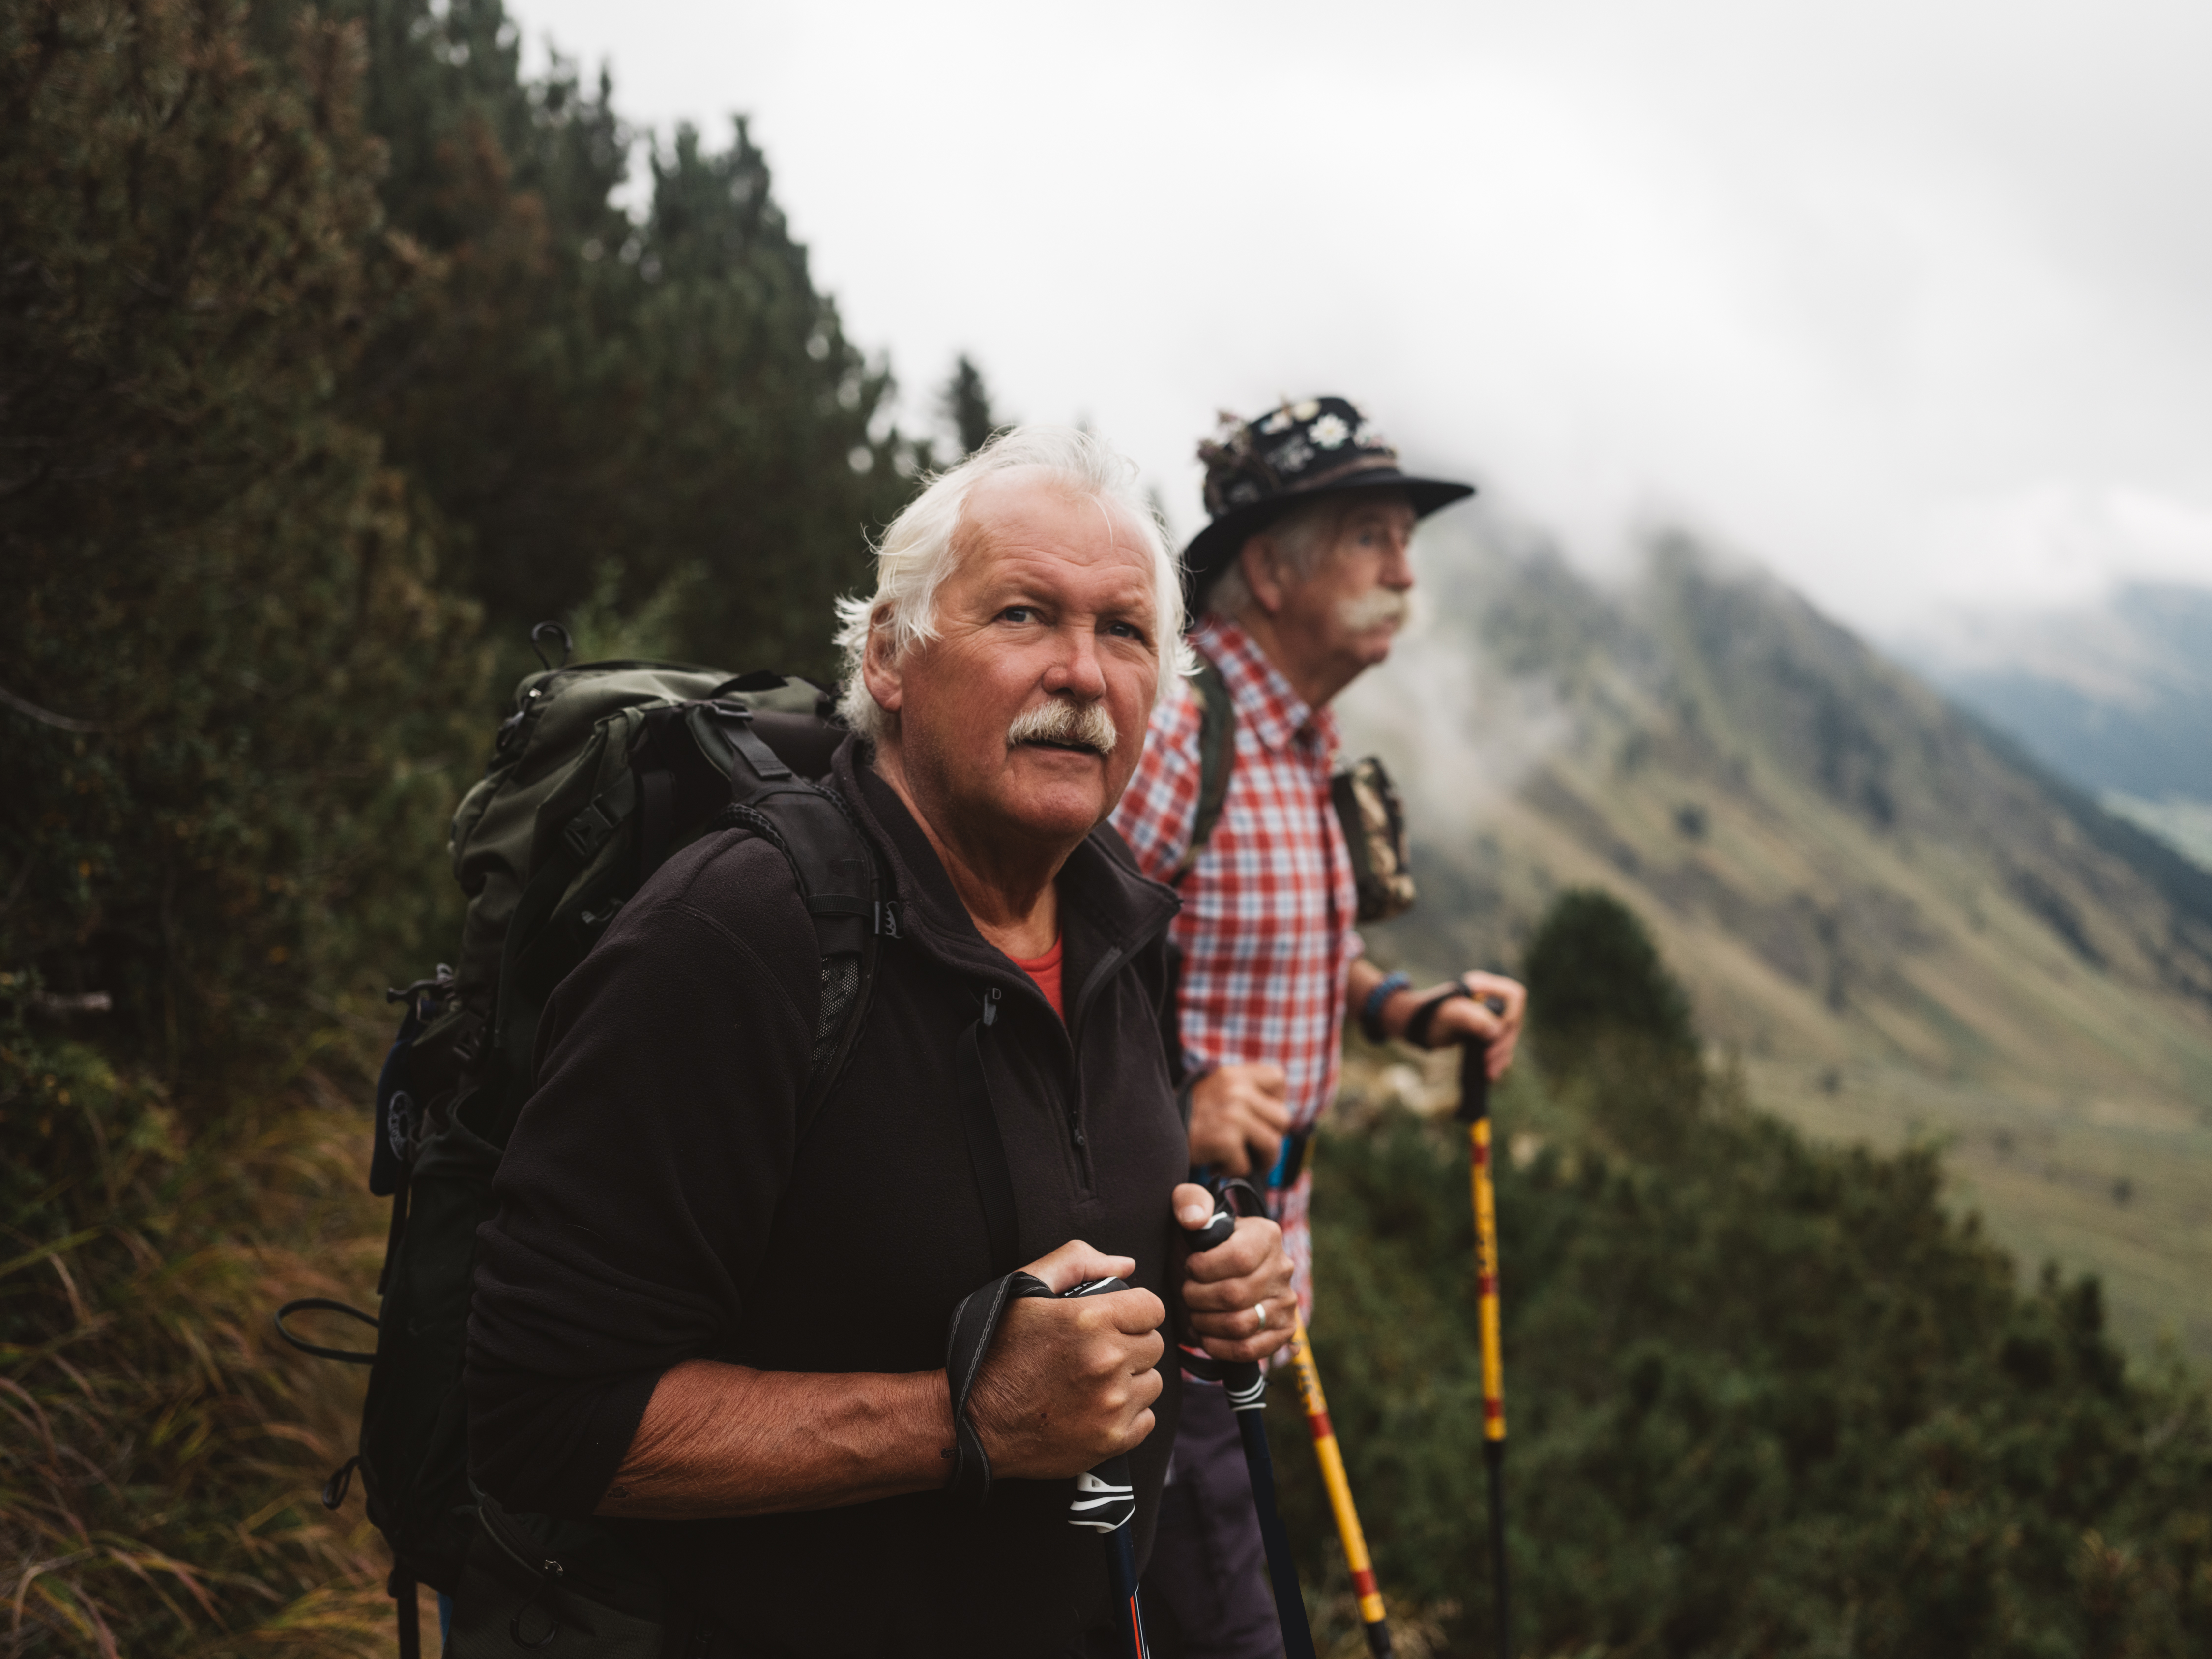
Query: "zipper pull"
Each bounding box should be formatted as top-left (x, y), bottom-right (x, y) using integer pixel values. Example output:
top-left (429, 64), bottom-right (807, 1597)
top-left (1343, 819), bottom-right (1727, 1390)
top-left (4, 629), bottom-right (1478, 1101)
top-left (981, 986), bottom-right (1002, 1028)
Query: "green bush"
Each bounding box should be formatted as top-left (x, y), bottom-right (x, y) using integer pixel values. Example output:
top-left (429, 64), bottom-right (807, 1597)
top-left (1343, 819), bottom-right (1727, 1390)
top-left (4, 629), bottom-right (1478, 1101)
top-left (1523, 886), bottom-right (1700, 1069)
top-left (1277, 900), bottom-right (2212, 1657)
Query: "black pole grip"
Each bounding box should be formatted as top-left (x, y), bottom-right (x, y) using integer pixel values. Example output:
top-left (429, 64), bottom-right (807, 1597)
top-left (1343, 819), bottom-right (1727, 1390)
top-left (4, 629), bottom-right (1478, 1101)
top-left (1457, 1037), bottom-right (1490, 1125)
top-left (1061, 1276), bottom-right (1149, 1659)
top-left (1453, 994), bottom-right (1508, 1125)
top-left (1185, 1177), bottom-right (1261, 1256)
top-left (1062, 1277), bottom-right (1141, 1538)
top-left (1189, 1203), bottom-right (1235, 1255)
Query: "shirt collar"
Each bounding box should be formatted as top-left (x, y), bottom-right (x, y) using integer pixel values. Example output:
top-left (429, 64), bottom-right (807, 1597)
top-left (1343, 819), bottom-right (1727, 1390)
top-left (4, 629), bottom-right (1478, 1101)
top-left (1191, 616), bottom-right (1339, 758)
top-left (830, 736), bottom-right (1181, 977)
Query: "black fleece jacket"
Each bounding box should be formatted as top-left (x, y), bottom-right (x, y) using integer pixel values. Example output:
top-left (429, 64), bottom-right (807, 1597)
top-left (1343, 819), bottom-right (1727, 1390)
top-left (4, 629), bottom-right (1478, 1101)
top-left (466, 739), bottom-right (1189, 1657)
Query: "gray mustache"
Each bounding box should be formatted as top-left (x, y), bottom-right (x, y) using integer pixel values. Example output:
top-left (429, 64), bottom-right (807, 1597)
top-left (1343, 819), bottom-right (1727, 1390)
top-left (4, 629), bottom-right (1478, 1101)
top-left (1339, 588), bottom-right (1410, 632)
top-left (1007, 699), bottom-right (1118, 756)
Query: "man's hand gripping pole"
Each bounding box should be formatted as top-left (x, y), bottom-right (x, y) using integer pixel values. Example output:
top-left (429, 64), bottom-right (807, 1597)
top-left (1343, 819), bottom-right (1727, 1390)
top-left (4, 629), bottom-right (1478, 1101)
top-left (943, 1268), bottom-right (1153, 1659)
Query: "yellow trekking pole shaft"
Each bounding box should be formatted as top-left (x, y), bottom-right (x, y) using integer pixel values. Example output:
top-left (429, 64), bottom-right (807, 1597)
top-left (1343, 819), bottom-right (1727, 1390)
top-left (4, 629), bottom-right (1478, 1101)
top-left (1287, 1310), bottom-right (1393, 1657)
top-left (1459, 1034), bottom-right (1510, 1659)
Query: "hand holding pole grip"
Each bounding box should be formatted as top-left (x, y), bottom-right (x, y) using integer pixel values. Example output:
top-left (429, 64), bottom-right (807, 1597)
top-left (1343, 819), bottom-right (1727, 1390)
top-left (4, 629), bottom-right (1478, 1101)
top-left (1177, 1180), bottom-right (1266, 1410)
top-left (1056, 1276), bottom-right (1140, 1536)
top-left (1055, 1275), bottom-right (1147, 1659)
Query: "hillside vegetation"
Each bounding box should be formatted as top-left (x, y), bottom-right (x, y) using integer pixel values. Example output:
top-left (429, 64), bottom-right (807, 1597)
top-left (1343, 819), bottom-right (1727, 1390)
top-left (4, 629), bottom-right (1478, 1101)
top-left (1283, 898), bottom-right (2212, 1656)
top-left (1345, 520), bottom-right (2212, 1356)
top-left (2, 0), bottom-right (925, 1649)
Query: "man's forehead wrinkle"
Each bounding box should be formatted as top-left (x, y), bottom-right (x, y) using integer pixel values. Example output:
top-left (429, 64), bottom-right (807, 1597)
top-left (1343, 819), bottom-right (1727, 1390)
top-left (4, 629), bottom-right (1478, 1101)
top-left (974, 549), bottom-right (1157, 616)
top-left (954, 498), bottom-right (1154, 590)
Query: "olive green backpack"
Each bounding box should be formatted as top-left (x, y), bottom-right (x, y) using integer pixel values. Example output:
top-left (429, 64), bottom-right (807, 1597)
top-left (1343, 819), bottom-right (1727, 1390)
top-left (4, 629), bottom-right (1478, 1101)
top-left (276, 626), bottom-right (896, 1655)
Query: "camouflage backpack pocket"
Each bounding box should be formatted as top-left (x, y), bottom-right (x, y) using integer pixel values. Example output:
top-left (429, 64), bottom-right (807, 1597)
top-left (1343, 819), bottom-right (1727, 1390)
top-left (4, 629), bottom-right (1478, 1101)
top-left (1332, 755), bottom-right (1416, 924)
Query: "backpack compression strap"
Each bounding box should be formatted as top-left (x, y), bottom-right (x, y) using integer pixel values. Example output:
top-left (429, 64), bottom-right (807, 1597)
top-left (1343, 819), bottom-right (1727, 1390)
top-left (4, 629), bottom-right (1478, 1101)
top-left (1172, 657), bottom-right (1236, 882)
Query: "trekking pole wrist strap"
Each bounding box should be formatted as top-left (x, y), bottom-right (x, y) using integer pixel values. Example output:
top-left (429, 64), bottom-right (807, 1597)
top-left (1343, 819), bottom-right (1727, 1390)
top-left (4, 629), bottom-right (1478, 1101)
top-left (1403, 983), bottom-right (1472, 1049)
top-left (942, 1268), bottom-right (1051, 1503)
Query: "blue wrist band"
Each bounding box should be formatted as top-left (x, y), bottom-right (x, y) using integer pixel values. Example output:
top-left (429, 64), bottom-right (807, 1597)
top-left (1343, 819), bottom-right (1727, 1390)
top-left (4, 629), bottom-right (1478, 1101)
top-left (1358, 970), bottom-right (1413, 1044)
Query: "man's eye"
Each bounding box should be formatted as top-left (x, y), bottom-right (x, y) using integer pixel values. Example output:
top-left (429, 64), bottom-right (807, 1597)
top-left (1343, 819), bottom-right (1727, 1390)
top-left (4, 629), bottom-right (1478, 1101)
top-left (1001, 606), bottom-right (1034, 623)
top-left (1106, 620), bottom-right (1148, 642)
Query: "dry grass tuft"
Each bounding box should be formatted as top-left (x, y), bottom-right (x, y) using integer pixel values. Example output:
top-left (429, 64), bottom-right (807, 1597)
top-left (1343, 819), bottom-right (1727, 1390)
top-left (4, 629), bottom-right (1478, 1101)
top-left (2, 1032), bottom-right (402, 1659)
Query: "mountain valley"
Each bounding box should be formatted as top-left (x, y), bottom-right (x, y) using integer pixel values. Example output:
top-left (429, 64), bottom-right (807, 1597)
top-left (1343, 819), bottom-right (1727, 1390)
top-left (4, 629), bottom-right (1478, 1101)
top-left (1341, 520), bottom-right (2212, 1357)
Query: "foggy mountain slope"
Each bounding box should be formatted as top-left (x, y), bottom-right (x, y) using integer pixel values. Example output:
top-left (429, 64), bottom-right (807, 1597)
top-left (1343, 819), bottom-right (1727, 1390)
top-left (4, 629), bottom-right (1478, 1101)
top-left (1913, 583), bottom-right (2212, 808)
top-left (1340, 521), bottom-right (2212, 1356)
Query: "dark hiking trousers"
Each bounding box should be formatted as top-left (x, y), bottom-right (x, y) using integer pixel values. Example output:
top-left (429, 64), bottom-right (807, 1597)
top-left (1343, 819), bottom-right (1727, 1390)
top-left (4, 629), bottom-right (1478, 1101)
top-left (1142, 1381), bottom-right (1283, 1659)
top-left (687, 1620), bottom-right (1130, 1657)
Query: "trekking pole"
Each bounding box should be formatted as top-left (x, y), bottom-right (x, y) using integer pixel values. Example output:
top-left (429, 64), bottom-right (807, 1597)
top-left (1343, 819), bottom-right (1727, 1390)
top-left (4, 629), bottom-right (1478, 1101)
top-left (1182, 1182), bottom-right (1320, 1659)
top-left (1458, 1019), bottom-right (1510, 1659)
top-left (1263, 1143), bottom-right (1395, 1658)
top-left (1061, 1276), bottom-right (1151, 1659)
top-left (1285, 1310), bottom-right (1393, 1657)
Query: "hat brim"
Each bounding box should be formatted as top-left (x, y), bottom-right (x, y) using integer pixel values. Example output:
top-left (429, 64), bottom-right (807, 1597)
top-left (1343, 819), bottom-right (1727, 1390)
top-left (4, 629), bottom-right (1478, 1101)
top-left (1180, 471), bottom-right (1476, 614)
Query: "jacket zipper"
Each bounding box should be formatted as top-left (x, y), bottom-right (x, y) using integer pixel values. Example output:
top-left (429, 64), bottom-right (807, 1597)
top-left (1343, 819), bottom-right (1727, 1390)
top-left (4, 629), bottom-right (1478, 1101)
top-left (1057, 890), bottom-right (1177, 1184)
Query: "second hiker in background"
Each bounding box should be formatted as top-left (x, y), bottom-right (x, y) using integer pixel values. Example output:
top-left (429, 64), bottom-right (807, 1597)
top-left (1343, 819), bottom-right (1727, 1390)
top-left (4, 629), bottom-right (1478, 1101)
top-left (1114, 397), bottom-right (1529, 1657)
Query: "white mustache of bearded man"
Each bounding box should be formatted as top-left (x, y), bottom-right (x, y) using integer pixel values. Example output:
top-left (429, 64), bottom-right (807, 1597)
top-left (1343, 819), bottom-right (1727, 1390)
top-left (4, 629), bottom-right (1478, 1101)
top-left (1006, 699), bottom-right (1118, 757)
top-left (1339, 588), bottom-right (1410, 632)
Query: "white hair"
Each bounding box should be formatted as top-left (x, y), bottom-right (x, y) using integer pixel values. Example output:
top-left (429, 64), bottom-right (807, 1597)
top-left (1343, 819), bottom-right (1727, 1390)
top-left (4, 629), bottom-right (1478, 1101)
top-left (834, 425), bottom-right (1195, 741)
top-left (1202, 495), bottom-right (1353, 621)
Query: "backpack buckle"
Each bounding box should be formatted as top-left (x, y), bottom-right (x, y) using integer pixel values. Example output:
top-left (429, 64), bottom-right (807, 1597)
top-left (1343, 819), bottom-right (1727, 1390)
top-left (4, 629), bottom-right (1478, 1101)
top-left (561, 803), bottom-right (617, 861)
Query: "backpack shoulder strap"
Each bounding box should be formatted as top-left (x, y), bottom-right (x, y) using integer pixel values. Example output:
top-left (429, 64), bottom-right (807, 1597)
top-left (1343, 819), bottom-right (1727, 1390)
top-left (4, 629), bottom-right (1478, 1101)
top-left (708, 763), bottom-right (894, 1142)
top-left (1173, 657), bottom-right (1237, 882)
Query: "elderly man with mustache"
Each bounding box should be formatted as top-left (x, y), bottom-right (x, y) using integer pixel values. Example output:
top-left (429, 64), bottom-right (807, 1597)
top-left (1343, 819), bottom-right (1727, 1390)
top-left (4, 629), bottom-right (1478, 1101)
top-left (466, 426), bottom-right (1295, 1658)
top-left (1111, 398), bottom-right (1528, 1659)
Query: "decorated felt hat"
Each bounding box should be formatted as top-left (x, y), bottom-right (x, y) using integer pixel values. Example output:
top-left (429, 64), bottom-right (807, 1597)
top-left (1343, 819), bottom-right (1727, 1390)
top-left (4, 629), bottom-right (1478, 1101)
top-left (1183, 396), bottom-right (1475, 611)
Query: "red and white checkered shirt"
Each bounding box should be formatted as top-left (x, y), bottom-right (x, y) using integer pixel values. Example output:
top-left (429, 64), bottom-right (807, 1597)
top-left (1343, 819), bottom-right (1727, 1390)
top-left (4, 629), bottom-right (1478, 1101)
top-left (1112, 617), bottom-right (1361, 1323)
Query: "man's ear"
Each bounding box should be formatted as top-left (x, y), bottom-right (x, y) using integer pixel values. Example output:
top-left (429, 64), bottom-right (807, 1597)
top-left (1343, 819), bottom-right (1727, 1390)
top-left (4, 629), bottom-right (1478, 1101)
top-left (1239, 536), bottom-right (1290, 616)
top-left (860, 613), bottom-right (905, 720)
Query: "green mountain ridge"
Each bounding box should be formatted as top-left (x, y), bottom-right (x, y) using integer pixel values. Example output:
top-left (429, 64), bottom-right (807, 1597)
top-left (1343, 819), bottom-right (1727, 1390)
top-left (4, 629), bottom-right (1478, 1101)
top-left (1341, 520), bottom-right (2212, 1357)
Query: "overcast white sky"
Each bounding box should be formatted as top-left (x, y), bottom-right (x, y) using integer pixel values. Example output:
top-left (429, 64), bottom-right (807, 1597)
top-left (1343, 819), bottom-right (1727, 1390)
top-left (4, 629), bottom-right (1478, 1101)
top-left (505, 0), bottom-right (2212, 652)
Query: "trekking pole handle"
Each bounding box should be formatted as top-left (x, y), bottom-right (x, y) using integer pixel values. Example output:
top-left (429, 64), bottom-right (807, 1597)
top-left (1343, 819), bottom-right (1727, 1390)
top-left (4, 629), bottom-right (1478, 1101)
top-left (1059, 1278), bottom-right (1153, 1659)
top-left (1061, 1277), bottom-right (1140, 1536)
top-left (1454, 994), bottom-right (1509, 1125)
top-left (1189, 1205), bottom-right (1236, 1254)
top-left (1185, 1176), bottom-right (1263, 1257)
top-left (1178, 1181), bottom-right (1267, 1404)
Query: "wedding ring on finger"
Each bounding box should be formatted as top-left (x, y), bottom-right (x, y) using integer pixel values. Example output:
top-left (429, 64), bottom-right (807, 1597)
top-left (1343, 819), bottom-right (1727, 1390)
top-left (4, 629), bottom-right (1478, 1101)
top-left (1254, 1302), bottom-right (1269, 1329)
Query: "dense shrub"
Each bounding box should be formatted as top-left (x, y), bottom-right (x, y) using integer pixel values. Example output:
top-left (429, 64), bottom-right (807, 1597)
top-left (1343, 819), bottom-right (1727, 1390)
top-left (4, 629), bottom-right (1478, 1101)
top-left (1522, 886), bottom-right (1700, 1069)
top-left (1277, 899), bottom-right (2212, 1657)
top-left (0, 0), bottom-right (933, 1650)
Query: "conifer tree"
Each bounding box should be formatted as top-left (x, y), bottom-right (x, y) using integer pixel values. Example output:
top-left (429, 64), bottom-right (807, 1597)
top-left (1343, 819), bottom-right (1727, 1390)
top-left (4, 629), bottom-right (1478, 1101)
top-left (306, 0), bottom-right (925, 678)
top-left (1523, 886), bottom-right (1700, 1065)
top-left (2, 2), bottom-right (482, 1645)
top-left (1, 0), bottom-right (481, 1097)
top-left (942, 353), bottom-right (1005, 456)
